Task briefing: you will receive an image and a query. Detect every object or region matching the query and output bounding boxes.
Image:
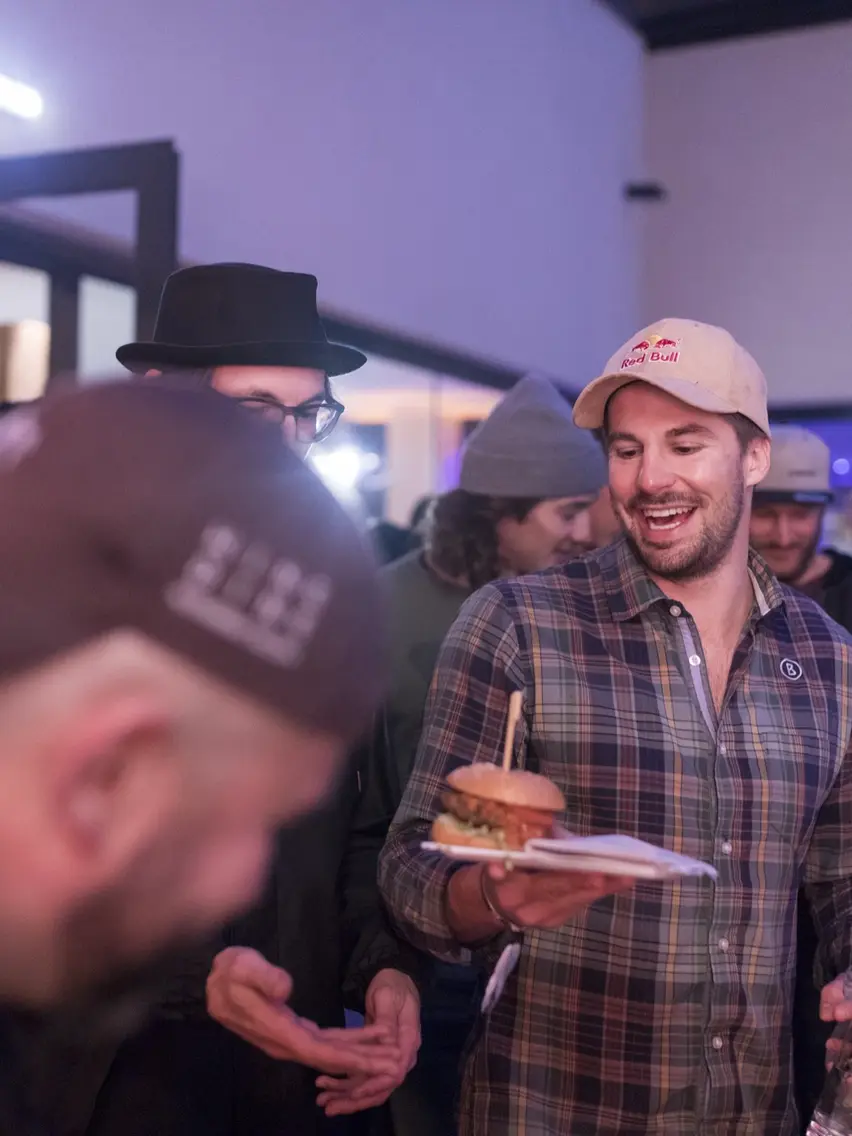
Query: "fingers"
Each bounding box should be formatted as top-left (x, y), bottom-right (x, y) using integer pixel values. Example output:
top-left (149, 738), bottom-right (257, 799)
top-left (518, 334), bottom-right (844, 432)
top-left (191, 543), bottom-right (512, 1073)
top-left (209, 947), bottom-right (292, 1003)
top-left (316, 1072), bottom-right (400, 1115)
top-left (314, 1024), bottom-right (394, 1044)
top-left (209, 982), bottom-right (399, 1072)
top-left (820, 976), bottom-right (850, 1021)
top-left (487, 867), bottom-right (636, 929)
top-left (398, 1029), bottom-right (421, 1073)
top-left (290, 1031), bottom-right (402, 1077)
top-left (826, 1037), bottom-right (843, 1068)
top-left (396, 1001), bottom-right (422, 1072)
top-left (366, 986), bottom-right (400, 1030)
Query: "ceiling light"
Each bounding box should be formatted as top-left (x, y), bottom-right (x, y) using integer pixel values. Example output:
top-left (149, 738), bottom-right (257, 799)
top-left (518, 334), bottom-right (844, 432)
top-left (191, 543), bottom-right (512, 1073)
top-left (0, 73), bottom-right (43, 120)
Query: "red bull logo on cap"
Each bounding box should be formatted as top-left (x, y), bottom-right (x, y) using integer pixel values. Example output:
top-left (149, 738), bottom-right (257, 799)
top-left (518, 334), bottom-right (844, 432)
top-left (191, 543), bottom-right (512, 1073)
top-left (621, 332), bottom-right (681, 371)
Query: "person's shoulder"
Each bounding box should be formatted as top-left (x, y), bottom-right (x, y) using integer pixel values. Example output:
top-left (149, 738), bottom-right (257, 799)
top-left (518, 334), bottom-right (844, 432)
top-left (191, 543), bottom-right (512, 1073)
top-left (779, 582), bottom-right (852, 653)
top-left (494, 546), bottom-right (606, 599)
top-left (381, 548), bottom-right (424, 586)
top-left (472, 546), bottom-right (607, 621)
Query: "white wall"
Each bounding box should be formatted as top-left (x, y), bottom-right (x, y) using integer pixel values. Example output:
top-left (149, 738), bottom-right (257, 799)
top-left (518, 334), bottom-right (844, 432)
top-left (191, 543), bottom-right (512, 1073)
top-left (0, 264), bottom-right (135, 382)
top-left (3, 0), bottom-right (643, 386)
top-left (338, 356), bottom-right (503, 523)
top-left (644, 23), bottom-right (852, 406)
top-left (78, 276), bottom-right (135, 379)
top-left (0, 261), bottom-right (48, 324)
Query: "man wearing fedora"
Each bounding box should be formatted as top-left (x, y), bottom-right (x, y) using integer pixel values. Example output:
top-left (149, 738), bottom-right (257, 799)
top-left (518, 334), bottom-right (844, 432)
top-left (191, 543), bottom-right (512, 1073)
top-left (117, 262), bottom-right (361, 457)
top-left (40, 264), bottom-right (421, 1136)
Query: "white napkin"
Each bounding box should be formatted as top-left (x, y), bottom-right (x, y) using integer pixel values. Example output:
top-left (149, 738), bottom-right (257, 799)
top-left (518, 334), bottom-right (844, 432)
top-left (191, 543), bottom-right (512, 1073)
top-left (526, 833), bottom-right (718, 880)
top-left (481, 943), bottom-right (521, 1013)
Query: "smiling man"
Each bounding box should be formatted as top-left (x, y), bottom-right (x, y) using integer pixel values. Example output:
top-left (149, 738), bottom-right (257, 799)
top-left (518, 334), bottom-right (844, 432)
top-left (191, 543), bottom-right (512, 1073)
top-left (750, 425), bottom-right (851, 617)
top-left (379, 318), bottom-right (852, 1135)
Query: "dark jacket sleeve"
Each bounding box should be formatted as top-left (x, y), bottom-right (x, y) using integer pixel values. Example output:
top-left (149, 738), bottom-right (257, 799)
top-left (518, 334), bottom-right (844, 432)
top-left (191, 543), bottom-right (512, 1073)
top-left (339, 714), bottom-right (424, 1011)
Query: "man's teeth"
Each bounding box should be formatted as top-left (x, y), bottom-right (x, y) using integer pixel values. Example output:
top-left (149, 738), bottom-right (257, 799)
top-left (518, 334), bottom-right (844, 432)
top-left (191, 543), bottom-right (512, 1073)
top-left (642, 507), bottom-right (694, 530)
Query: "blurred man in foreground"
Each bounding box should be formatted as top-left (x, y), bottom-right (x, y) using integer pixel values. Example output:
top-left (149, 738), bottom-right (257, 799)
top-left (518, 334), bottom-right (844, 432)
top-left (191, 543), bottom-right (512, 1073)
top-left (75, 263), bottom-right (420, 1136)
top-left (750, 424), bottom-right (852, 1126)
top-left (0, 380), bottom-right (391, 1130)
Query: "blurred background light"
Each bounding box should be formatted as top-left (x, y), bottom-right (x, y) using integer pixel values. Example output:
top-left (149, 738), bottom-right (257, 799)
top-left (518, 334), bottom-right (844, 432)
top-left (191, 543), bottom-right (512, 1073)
top-left (0, 73), bottom-right (43, 119)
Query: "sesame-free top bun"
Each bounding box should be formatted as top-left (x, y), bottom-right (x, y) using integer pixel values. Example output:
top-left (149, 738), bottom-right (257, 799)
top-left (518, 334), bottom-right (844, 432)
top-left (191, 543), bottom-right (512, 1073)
top-left (447, 763), bottom-right (565, 812)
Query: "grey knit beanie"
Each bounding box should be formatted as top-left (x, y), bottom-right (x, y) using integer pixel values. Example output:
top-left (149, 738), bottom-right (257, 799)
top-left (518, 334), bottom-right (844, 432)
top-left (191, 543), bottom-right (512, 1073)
top-left (459, 375), bottom-right (607, 499)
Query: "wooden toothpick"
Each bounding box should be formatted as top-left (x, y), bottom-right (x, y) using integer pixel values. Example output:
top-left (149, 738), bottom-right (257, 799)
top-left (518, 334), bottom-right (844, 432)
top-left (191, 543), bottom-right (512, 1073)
top-left (502, 691), bottom-right (523, 773)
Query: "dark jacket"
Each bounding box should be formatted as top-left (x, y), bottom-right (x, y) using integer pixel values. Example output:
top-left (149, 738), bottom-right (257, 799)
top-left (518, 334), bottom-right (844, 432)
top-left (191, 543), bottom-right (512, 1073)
top-left (28, 760), bottom-right (418, 1136)
top-left (816, 549), bottom-right (852, 630)
top-left (793, 549), bottom-right (852, 1126)
top-left (360, 553), bottom-right (482, 1136)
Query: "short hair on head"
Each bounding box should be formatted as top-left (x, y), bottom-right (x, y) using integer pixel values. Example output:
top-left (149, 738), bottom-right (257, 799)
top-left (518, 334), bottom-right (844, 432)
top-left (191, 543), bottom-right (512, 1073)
top-left (726, 412), bottom-right (767, 454)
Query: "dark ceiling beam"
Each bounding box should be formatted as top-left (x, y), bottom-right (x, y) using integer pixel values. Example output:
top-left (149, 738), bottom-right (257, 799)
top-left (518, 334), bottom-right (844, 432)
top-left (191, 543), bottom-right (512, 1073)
top-left (0, 140), bottom-right (177, 204)
top-left (47, 272), bottom-right (80, 378)
top-left (0, 141), bottom-right (179, 348)
top-left (645, 1), bottom-right (852, 50)
top-left (0, 206), bottom-right (134, 285)
top-left (602, 0), bottom-right (852, 50)
top-left (321, 313), bottom-right (524, 391)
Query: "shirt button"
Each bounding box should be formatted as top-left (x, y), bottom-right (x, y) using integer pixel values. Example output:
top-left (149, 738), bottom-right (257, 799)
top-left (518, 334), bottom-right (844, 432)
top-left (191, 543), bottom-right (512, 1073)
top-left (721, 841), bottom-right (733, 855)
top-left (689, 654), bottom-right (701, 667)
top-left (719, 743), bottom-right (727, 755)
top-left (670, 605), bottom-right (682, 617)
top-left (718, 937), bottom-right (730, 952)
top-left (712, 1036), bottom-right (724, 1051)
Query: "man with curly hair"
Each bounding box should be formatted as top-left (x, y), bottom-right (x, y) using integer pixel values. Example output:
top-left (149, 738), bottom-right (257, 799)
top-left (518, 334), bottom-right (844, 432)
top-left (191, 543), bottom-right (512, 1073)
top-left (353, 375), bottom-right (610, 1136)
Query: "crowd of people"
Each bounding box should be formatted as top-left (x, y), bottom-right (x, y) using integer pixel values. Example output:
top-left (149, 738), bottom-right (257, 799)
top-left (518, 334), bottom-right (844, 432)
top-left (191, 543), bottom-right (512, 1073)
top-left (0, 261), bottom-right (849, 1136)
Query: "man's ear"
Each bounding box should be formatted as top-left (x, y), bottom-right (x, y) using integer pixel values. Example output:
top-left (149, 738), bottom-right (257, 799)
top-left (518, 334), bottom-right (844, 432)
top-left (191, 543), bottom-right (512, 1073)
top-left (745, 436), bottom-right (771, 490)
top-left (49, 696), bottom-right (180, 889)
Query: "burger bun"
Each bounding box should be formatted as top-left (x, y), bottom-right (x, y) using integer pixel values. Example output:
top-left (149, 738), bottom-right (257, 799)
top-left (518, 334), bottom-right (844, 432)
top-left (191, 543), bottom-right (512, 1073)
top-left (446, 763), bottom-right (565, 812)
top-left (430, 814), bottom-right (505, 850)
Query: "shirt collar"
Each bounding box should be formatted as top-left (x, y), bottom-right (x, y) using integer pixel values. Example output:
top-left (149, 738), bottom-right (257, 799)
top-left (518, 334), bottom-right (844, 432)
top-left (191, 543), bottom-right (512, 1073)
top-left (598, 537), bottom-right (786, 624)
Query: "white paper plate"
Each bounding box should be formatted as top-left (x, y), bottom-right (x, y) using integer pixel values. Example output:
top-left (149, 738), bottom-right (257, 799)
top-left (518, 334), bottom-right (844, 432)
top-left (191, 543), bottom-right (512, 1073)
top-left (420, 832), bottom-right (717, 881)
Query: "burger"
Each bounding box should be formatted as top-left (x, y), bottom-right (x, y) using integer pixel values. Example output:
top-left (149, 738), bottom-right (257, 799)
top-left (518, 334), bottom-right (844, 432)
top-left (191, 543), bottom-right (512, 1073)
top-left (431, 763), bottom-right (566, 852)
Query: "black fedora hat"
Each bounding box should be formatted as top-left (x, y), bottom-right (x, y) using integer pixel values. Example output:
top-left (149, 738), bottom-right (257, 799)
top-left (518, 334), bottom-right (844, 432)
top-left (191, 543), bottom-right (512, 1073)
top-left (116, 263), bottom-right (367, 377)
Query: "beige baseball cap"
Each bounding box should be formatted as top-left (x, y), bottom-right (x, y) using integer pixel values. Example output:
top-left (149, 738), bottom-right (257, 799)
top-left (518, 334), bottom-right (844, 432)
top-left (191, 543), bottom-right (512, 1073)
top-left (754, 425), bottom-right (833, 504)
top-left (572, 318), bottom-right (770, 437)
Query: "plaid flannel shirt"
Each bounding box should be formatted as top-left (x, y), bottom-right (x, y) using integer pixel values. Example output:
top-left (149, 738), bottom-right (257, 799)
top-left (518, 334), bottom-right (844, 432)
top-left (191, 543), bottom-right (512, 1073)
top-left (378, 539), bottom-right (852, 1136)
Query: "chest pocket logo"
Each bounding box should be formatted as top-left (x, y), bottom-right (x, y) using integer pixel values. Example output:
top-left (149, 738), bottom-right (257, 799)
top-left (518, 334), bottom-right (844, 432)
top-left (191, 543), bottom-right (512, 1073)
top-left (780, 658), bottom-right (803, 681)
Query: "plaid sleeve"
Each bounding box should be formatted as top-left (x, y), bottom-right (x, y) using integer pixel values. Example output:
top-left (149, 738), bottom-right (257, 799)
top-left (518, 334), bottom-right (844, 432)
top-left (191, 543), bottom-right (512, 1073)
top-left (804, 733), bottom-right (852, 982)
top-left (378, 583), bottom-right (527, 964)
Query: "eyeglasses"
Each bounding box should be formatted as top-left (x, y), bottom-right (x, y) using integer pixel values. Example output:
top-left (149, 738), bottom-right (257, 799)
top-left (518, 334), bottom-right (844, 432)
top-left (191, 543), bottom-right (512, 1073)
top-left (236, 393), bottom-right (345, 444)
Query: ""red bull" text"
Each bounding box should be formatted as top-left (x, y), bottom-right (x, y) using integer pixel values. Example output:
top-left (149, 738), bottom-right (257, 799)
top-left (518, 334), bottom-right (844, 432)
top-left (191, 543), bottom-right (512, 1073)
top-left (620, 347), bottom-right (680, 370)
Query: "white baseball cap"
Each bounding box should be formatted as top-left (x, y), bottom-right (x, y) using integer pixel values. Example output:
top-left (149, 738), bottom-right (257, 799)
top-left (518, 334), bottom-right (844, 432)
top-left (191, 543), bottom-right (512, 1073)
top-left (754, 425), bottom-right (833, 504)
top-left (572, 318), bottom-right (770, 437)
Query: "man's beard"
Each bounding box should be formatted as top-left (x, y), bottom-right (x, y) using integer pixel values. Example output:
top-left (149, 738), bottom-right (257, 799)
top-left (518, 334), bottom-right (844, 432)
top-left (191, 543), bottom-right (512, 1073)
top-left (621, 477), bottom-right (745, 583)
top-left (51, 889), bottom-right (213, 1044)
top-left (45, 842), bottom-right (222, 1044)
top-left (760, 532), bottom-right (821, 584)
